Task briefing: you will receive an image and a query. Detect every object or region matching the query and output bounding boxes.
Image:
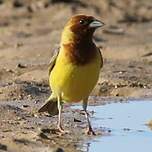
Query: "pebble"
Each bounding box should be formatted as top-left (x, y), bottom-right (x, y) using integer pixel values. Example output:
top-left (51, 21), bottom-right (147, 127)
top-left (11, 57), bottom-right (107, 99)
top-left (50, 147), bottom-right (64, 152)
top-left (5, 69), bottom-right (14, 73)
top-left (38, 132), bottom-right (50, 140)
top-left (0, 0), bottom-right (3, 5)
top-left (13, 0), bottom-right (24, 8)
top-left (16, 63), bottom-right (27, 68)
top-left (22, 104), bottom-right (29, 108)
top-left (15, 42), bottom-right (24, 48)
top-left (74, 118), bottom-right (81, 122)
top-left (0, 143), bottom-right (7, 151)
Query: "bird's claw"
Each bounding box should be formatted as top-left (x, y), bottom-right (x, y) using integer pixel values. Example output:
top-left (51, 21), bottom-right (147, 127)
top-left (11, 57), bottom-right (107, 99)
top-left (57, 126), bottom-right (69, 134)
top-left (85, 127), bottom-right (96, 136)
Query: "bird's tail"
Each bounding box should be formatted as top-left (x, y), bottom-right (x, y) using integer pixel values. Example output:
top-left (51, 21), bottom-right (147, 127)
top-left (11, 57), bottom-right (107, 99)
top-left (38, 95), bottom-right (58, 116)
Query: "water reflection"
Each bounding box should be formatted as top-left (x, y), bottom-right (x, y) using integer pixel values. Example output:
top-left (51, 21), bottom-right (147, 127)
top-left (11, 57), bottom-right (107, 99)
top-left (74, 100), bottom-right (152, 152)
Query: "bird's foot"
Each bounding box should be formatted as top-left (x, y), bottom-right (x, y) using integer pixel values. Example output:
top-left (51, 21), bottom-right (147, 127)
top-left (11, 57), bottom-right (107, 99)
top-left (85, 127), bottom-right (96, 136)
top-left (57, 125), bottom-right (69, 134)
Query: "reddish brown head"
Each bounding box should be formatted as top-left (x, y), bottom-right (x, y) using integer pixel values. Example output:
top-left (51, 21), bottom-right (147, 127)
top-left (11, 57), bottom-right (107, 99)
top-left (61, 15), bottom-right (104, 65)
top-left (61, 14), bottom-right (104, 44)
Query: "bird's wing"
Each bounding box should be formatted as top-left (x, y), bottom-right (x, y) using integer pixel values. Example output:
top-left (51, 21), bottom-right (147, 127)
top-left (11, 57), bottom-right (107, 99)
top-left (97, 47), bottom-right (103, 68)
top-left (48, 47), bottom-right (59, 75)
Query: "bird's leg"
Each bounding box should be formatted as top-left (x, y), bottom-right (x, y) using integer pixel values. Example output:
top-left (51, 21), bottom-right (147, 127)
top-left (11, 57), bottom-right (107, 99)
top-left (83, 99), bottom-right (95, 135)
top-left (57, 95), bottom-right (64, 133)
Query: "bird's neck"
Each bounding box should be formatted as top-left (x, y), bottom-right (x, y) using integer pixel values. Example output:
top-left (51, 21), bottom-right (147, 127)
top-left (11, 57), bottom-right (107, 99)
top-left (61, 29), bottom-right (93, 45)
top-left (60, 30), bottom-right (96, 65)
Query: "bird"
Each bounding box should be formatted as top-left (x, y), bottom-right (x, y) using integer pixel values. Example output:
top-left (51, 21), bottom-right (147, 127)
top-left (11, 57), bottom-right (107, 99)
top-left (38, 14), bottom-right (104, 135)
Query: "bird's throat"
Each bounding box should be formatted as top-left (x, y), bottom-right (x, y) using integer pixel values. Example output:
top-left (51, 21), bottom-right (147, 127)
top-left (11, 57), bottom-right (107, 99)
top-left (60, 27), bottom-right (97, 65)
top-left (61, 40), bottom-right (96, 65)
top-left (61, 27), bottom-right (93, 45)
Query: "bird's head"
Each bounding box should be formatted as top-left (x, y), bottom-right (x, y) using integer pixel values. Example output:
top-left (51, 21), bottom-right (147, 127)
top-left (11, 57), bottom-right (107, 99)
top-left (61, 15), bottom-right (104, 44)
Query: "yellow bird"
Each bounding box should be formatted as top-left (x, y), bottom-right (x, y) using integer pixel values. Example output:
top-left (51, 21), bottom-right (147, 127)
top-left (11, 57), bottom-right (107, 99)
top-left (38, 15), bottom-right (104, 135)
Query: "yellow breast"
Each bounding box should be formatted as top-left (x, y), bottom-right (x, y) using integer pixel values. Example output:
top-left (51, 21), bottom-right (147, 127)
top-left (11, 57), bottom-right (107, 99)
top-left (49, 49), bottom-right (102, 103)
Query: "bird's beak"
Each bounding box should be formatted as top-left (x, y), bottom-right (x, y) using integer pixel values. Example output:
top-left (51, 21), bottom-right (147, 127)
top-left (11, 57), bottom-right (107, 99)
top-left (89, 20), bottom-right (105, 28)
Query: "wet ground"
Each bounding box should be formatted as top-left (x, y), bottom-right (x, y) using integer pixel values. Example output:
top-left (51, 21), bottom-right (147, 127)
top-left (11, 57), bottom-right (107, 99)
top-left (1, 0), bottom-right (152, 151)
top-left (74, 100), bottom-right (152, 152)
top-left (1, 98), bottom-right (152, 152)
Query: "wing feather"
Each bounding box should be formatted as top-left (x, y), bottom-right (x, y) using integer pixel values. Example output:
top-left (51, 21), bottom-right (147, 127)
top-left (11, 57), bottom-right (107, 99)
top-left (48, 48), bottom-right (59, 75)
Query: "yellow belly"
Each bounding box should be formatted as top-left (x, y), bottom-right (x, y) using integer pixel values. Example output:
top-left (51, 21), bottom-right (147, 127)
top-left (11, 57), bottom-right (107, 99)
top-left (49, 51), bottom-right (101, 102)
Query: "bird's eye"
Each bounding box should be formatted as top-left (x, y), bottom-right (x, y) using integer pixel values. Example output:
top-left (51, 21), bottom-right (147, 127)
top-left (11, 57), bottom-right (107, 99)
top-left (79, 19), bottom-right (85, 25)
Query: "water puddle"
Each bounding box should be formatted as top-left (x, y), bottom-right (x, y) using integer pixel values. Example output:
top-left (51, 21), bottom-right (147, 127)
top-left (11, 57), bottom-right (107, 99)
top-left (74, 100), bottom-right (152, 152)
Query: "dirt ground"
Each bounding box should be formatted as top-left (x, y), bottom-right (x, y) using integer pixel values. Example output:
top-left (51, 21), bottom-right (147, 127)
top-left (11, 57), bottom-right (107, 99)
top-left (0, 0), bottom-right (152, 151)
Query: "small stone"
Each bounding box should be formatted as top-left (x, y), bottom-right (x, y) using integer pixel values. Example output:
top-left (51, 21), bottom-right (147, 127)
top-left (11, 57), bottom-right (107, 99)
top-left (38, 132), bottom-right (49, 140)
top-left (143, 85), bottom-right (147, 88)
top-left (74, 118), bottom-right (81, 122)
top-left (114, 85), bottom-right (118, 89)
top-left (41, 128), bottom-right (51, 133)
top-left (6, 69), bottom-right (14, 73)
top-left (17, 117), bottom-right (22, 120)
top-left (0, 143), bottom-right (7, 151)
top-left (123, 128), bottom-right (131, 131)
top-left (0, 0), bottom-right (3, 5)
top-left (33, 113), bottom-right (39, 117)
top-left (119, 71), bottom-right (123, 74)
top-left (22, 104), bottom-right (29, 108)
top-left (108, 129), bottom-right (111, 133)
top-left (15, 42), bottom-right (23, 48)
top-left (50, 147), bottom-right (64, 152)
top-left (13, 0), bottom-right (24, 8)
top-left (147, 120), bottom-right (152, 127)
top-left (27, 4), bottom-right (37, 13)
top-left (16, 63), bottom-right (27, 68)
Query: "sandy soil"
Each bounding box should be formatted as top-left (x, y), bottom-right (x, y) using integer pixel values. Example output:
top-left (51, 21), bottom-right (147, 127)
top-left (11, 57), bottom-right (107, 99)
top-left (0, 0), bottom-right (152, 151)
